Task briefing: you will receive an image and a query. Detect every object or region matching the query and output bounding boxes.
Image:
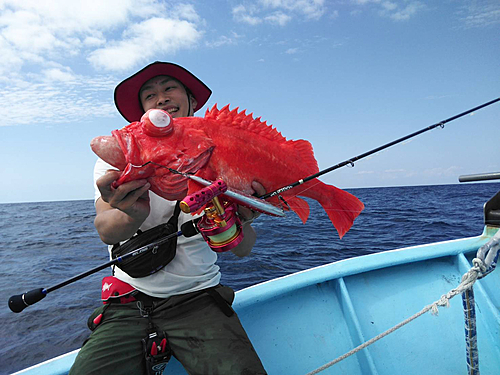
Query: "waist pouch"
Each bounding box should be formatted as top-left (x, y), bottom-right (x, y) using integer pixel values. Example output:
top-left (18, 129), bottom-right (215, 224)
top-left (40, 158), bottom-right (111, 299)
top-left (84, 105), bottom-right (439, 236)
top-left (111, 202), bottom-right (181, 278)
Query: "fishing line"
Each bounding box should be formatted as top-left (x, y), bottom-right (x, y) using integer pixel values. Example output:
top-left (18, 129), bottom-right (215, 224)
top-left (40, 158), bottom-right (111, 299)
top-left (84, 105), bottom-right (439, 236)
top-left (259, 97), bottom-right (500, 200)
top-left (12, 99), bottom-right (497, 312)
top-left (128, 98), bottom-right (500, 215)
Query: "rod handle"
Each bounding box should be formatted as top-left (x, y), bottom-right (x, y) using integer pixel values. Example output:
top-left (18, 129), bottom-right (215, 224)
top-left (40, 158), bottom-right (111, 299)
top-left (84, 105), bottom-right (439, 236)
top-left (8, 288), bottom-right (46, 313)
top-left (180, 179), bottom-right (227, 213)
top-left (459, 172), bottom-right (500, 183)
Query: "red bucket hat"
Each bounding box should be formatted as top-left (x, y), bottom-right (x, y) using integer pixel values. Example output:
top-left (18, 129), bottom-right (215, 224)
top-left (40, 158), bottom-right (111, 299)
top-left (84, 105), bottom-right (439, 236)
top-left (114, 61), bottom-right (212, 122)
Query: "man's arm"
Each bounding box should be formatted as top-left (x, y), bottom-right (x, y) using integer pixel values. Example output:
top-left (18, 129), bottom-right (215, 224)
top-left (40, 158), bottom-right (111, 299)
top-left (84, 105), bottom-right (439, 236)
top-left (94, 170), bottom-right (151, 244)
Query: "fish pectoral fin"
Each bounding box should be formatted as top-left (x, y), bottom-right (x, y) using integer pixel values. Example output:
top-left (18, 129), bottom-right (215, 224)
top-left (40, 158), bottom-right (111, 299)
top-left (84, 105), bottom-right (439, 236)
top-left (285, 196), bottom-right (310, 224)
top-left (179, 146), bottom-right (214, 175)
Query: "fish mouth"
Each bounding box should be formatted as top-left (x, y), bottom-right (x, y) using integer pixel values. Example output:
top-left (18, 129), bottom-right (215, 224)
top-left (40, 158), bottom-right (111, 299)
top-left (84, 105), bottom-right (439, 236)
top-left (111, 129), bottom-right (214, 201)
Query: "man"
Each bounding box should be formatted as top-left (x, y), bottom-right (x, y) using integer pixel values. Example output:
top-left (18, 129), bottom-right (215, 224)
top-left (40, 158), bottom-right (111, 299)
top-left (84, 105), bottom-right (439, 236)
top-left (70, 62), bottom-right (267, 374)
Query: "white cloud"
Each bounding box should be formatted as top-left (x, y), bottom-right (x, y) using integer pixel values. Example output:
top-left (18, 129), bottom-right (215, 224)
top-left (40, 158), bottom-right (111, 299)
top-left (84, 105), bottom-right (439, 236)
top-left (265, 11), bottom-right (292, 26)
top-left (353, 1), bottom-right (500, 26)
top-left (350, 0), bottom-right (425, 21)
top-left (0, 0), bottom-right (160, 65)
top-left (206, 32), bottom-right (243, 48)
top-left (233, 5), bottom-right (263, 25)
top-left (0, 75), bottom-right (117, 126)
top-left (0, 0), bottom-right (204, 125)
top-left (260, 0), bottom-right (326, 20)
top-left (423, 166), bottom-right (461, 178)
top-left (356, 170), bottom-right (375, 175)
top-left (42, 68), bottom-right (77, 83)
top-left (285, 47), bottom-right (299, 54)
top-left (88, 17), bottom-right (202, 71)
top-left (0, 1), bottom-right (203, 73)
top-left (381, 1), bottom-right (397, 12)
top-left (386, 2), bottom-right (425, 21)
top-left (83, 35), bottom-right (106, 48)
top-left (173, 3), bottom-right (201, 23)
top-left (232, 0), bottom-right (325, 26)
top-left (351, 0), bottom-right (381, 5)
top-left (458, 2), bottom-right (500, 28)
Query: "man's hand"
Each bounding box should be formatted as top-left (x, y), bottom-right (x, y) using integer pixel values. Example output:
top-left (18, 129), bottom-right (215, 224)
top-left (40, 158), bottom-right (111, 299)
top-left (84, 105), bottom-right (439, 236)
top-left (237, 181), bottom-right (265, 224)
top-left (231, 181), bottom-right (266, 258)
top-left (94, 170), bottom-right (151, 244)
top-left (97, 170), bottom-right (151, 219)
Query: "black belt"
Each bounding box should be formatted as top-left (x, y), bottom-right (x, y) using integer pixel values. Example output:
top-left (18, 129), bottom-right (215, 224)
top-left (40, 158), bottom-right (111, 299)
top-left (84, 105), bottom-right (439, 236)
top-left (131, 287), bottom-right (234, 317)
top-left (134, 291), bottom-right (165, 305)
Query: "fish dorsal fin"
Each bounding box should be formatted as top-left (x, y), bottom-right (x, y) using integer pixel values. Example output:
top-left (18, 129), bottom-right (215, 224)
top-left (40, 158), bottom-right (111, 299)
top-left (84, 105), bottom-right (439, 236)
top-left (205, 104), bottom-right (286, 143)
top-left (205, 104), bottom-right (319, 173)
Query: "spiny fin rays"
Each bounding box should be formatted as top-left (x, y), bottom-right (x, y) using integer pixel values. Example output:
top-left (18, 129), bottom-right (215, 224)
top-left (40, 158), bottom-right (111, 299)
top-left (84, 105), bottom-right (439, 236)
top-left (204, 104), bottom-right (286, 143)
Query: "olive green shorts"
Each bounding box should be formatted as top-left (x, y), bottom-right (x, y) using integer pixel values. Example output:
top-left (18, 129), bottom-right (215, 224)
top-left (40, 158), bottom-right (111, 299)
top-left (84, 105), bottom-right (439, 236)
top-left (69, 285), bottom-right (266, 375)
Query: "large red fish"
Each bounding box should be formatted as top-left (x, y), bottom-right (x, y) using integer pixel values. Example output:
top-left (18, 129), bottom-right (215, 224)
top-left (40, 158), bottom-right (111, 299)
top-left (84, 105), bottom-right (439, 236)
top-left (91, 105), bottom-right (364, 238)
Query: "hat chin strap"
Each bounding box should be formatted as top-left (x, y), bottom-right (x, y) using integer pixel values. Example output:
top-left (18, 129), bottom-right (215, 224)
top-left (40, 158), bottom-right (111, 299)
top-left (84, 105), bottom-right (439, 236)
top-left (184, 83), bottom-right (195, 117)
top-left (187, 95), bottom-right (193, 116)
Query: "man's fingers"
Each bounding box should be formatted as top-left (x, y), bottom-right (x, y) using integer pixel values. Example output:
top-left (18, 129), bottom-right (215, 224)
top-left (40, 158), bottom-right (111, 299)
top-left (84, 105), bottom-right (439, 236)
top-left (115, 183), bottom-right (151, 209)
top-left (96, 170), bottom-right (121, 195)
top-left (235, 181), bottom-right (266, 223)
top-left (108, 181), bottom-right (150, 207)
top-left (251, 181), bottom-right (266, 197)
top-left (97, 168), bottom-right (149, 204)
top-left (238, 206), bottom-right (254, 222)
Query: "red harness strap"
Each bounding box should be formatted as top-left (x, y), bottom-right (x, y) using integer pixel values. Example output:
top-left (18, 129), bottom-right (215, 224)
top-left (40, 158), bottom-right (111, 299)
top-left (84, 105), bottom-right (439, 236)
top-left (93, 277), bottom-right (138, 327)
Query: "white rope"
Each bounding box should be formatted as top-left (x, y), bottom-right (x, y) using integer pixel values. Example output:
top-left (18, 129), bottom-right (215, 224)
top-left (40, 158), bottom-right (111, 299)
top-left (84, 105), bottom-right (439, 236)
top-left (305, 258), bottom-right (487, 375)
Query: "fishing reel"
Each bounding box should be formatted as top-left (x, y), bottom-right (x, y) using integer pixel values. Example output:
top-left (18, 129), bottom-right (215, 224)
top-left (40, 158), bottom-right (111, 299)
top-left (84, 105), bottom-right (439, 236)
top-left (180, 179), bottom-right (244, 252)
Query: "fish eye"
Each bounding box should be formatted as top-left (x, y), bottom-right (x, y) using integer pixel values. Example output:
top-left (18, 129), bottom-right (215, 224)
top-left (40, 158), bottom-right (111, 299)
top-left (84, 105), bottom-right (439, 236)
top-left (142, 109), bottom-right (174, 137)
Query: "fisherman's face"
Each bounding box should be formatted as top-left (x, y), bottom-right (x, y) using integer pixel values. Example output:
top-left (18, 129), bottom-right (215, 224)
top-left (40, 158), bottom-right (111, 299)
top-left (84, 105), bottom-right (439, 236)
top-left (139, 75), bottom-right (197, 118)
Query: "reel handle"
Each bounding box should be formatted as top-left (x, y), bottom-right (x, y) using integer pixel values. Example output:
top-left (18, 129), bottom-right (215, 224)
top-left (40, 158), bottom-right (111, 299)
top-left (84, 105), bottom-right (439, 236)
top-left (9, 288), bottom-right (46, 313)
top-left (180, 179), bottom-right (227, 213)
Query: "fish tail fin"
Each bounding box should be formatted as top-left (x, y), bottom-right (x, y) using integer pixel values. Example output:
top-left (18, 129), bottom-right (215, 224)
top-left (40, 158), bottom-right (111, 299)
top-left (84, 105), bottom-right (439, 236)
top-left (304, 180), bottom-right (364, 239)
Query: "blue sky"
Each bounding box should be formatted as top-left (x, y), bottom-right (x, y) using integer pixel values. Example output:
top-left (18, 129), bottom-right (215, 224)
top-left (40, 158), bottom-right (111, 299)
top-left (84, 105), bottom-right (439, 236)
top-left (1, 0), bottom-right (499, 203)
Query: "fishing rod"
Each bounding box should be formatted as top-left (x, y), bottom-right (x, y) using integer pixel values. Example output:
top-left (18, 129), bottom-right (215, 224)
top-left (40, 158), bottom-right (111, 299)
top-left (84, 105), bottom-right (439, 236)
top-left (260, 97), bottom-right (500, 200)
top-left (8, 179), bottom-right (261, 313)
top-left (8, 219), bottom-right (200, 313)
top-left (8, 232), bottom-right (181, 313)
top-left (8, 98), bottom-right (499, 313)
top-left (113, 97), bottom-right (499, 205)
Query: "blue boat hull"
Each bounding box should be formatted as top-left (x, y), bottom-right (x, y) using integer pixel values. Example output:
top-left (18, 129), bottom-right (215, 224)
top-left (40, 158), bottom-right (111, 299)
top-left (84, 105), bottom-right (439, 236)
top-left (14, 226), bottom-right (500, 375)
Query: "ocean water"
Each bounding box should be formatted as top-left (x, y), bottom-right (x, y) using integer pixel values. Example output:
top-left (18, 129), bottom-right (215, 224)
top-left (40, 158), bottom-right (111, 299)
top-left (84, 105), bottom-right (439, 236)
top-left (1, 182), bottom-right (499, 374)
